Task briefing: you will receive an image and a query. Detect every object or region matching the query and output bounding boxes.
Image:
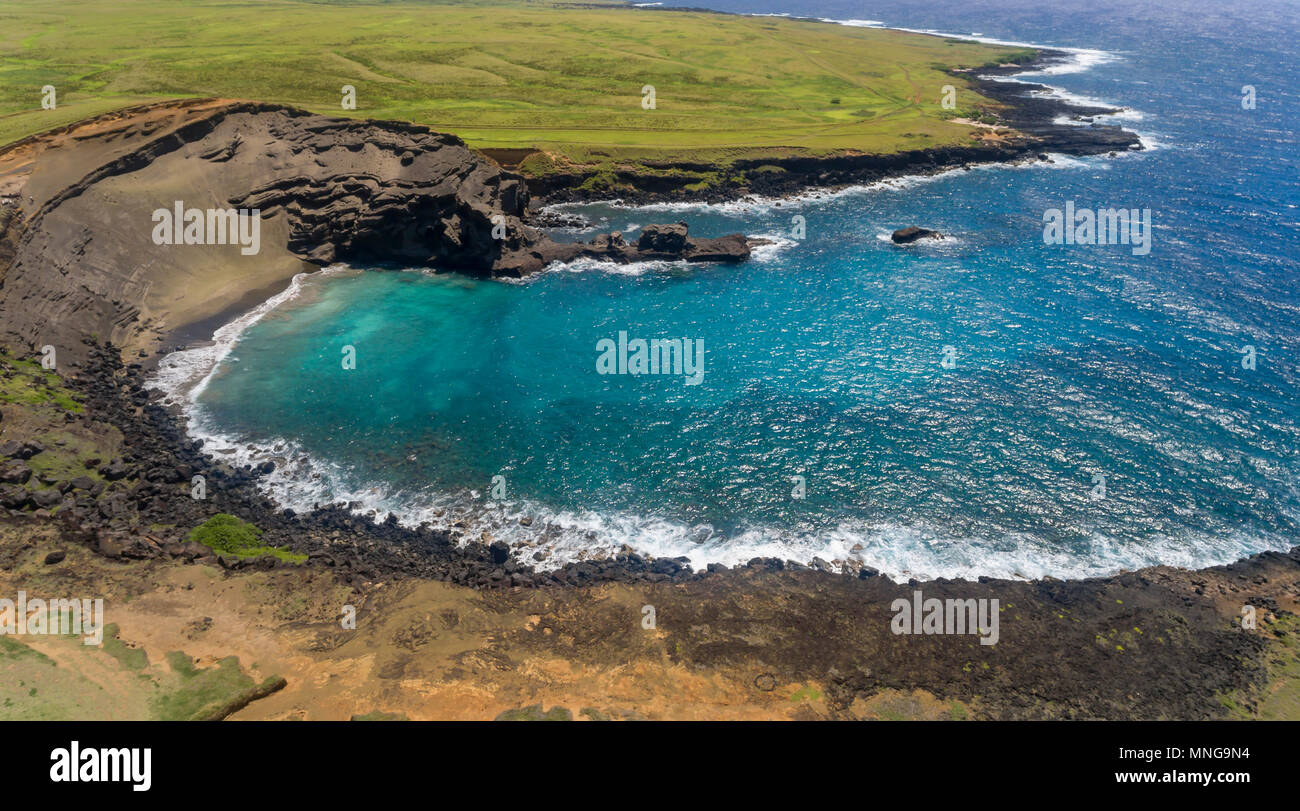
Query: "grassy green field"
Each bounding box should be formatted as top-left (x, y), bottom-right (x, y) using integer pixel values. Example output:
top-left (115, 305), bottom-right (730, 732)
top-left (0, 0), bottom-right (1029, 174)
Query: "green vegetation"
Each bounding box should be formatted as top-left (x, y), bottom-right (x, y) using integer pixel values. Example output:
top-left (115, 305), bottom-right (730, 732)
top-left (101, 623), bottom-right (150, 671)
top-left (187, 513), bottom-right (306, 563)
top-left (495, 703), bottom-right (574, 721)
top-left (0, 635), bottom-right (55, 664)
top-left (0, 352), bottom-right (82, 413)
top-left (0, 625), bottom-right (285, 720)
top-left (1256, 615), bottom-right (1300, 720)
top-left (152, 652), bottom-right (284, 721)
top-left (1219, 614), bottom-right (1300, 720)
top-left (0, 0), bottom-right (1029, 178)
top-left (0, 348), bottom-right (121, 511)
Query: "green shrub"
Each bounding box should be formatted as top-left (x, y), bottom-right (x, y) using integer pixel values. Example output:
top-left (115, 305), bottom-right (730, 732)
top-left (187, 513), bottom-right (263, 554)
top-left (187, 514), bottom-right (307, 564)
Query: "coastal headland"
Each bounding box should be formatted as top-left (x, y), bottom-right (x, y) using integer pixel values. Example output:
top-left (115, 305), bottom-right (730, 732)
top-left (0, 2), bottom-right (1295, 720)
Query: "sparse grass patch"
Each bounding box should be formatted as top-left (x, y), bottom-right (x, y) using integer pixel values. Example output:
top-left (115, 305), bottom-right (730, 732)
top-left (0, 352), bottom-right (82, 413)
top-left (100, 623), bottom-right (149, 671)
top-left (351, 710), bottom-right (408, 721)
top-left (152, 652), bottom-right (285, 720)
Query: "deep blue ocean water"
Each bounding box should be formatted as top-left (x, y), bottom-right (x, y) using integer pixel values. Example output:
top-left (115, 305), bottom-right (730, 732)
top-left (159, 0), bottom-right (1300, 579)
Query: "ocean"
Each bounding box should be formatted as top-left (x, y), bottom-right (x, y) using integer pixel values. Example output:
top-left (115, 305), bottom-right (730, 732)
top-left (153, 0), bottom-right (1300, 580)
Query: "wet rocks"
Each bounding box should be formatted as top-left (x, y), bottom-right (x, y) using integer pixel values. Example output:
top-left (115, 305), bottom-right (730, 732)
top-left (637, 222), bottom-right (689, 254)
top-left (494, 220), bottom-right (756, 275)
top-left (684, 232), bottom-right (758, 262)
top-left (489, 540), bottom-right (511, 566)
top-left (891, 226), bottom-right (944, 244)
top-left (529, 208), bottom-right (590, 229)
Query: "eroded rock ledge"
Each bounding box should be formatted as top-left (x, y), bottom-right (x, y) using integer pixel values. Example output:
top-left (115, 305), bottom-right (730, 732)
top-left (223, 118), bottom-right (755, 277)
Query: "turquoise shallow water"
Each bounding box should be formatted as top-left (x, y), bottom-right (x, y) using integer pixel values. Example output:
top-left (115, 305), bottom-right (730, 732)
top-left (158, 2), bottom-right (1300, 578)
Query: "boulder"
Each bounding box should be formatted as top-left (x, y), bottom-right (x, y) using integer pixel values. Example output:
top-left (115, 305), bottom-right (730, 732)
top-left (891, 226), bottom-right (944, 244)
top-left (30, 488), bottom-right (62, 509)
top-left (489, 540), bottom-right (511, 566)
top-left (0, 439), bottom-right (44, 460)
top-left (0, 484), bottom-right (31, 510)
top-left (686, 233), bottom-right (754, 262)
top-left (637, 222), bottom-right (690, 255)
top-left (99, 459), bottom-right (129, 481)
top-left (0, 461), bottom-right (32, 484)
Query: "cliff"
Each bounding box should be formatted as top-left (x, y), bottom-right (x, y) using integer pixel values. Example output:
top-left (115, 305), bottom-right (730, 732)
top-left (0, 99), bottom-right (754, 367)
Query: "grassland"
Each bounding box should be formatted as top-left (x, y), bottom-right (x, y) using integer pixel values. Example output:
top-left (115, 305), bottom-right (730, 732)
top-left (0, 0), bottom-right (1030, 178)
top-left (0, 621), bottom-right (285, 720)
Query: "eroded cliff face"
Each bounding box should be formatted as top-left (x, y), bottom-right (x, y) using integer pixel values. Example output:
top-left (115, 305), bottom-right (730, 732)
top-left (0, 99), bottom-right (753, 368)
top-left (224, 111), bottom-right (537, 273)
top-left (0, 100), bottom-right (539, 367)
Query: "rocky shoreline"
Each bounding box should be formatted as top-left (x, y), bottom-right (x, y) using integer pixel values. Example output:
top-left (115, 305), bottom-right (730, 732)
top-left (23, 340), bottom-right (715, 590)
top-left (3, 341), bottom-right (1297, 718)
top-left (4, 335), bottom-right (1295, 597)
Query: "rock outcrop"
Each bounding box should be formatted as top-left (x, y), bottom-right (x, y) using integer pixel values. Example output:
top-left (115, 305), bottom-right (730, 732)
top-left (0, 99), bottom-right (758, 366)
top-left (891, 226), bottom-right (944, 244)
top-left (491, 222), bottom-right (756, 275)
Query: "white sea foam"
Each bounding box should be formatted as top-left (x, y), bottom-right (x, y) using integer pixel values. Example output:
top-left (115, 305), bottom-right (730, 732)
top-left (817, 18), bottom-right (885, 28)
top-left (748, 233), bottom-right (798, 261)
top-left (811, 15), bottom-right (1160, 142)
top-left (146, 389), bottom-right (1298, 580)
top-left (541, 152), bottom-right (1094, 224)
top-left (542, 256), bottom-right (693, 277)
top-left (835, 20), bottom-right (1119, 78)
top-left (162, 428), bottom-right (1293, 579)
